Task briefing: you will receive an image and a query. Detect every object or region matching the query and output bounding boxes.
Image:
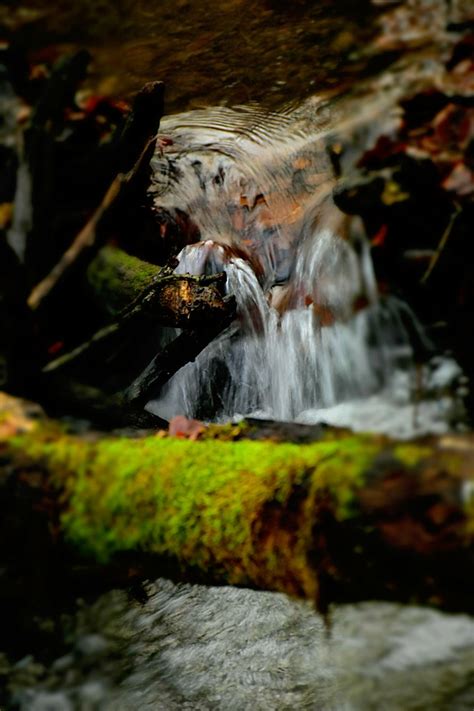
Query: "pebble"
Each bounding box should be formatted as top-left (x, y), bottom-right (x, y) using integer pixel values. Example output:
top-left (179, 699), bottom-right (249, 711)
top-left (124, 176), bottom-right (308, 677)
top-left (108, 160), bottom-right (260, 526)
top-left (75, 635), bottom-right (109, 660)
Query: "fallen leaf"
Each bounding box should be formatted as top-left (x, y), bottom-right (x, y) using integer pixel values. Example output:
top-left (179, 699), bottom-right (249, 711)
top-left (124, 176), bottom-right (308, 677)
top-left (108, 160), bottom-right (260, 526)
top-left (169, 415), bottom-right (207, 440)
top-left (0, 203), bottom-right (13, 229)
top-left (442, 162), bottom-right (474, 196)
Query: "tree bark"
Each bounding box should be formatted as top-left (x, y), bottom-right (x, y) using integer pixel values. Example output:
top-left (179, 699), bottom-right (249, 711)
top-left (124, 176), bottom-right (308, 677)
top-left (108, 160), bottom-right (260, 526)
top-left (1, 392), bottom-right (474, 614)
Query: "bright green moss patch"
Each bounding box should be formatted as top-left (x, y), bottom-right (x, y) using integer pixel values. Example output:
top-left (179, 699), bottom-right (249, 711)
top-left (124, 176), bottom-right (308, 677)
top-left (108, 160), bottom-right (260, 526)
top-left (392, 443), bottom-right (432, 469)
top-left (11, 432), bottom-right (380, 569)
top-left (4, 421), bottom-right (471, 601)
top-left (86, 246), bottom-right (159, 317)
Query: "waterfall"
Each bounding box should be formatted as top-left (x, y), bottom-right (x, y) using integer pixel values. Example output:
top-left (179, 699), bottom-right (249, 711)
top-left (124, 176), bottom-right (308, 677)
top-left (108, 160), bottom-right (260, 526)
top-left (146, 233), bottom-right (418, 428)
top-left (144, 99), bottom-right (463, 437)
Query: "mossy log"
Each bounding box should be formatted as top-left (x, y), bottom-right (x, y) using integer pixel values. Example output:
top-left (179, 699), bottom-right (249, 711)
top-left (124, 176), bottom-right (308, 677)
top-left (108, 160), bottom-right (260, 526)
top-left (1, 393), bottom-right (474, 613)
top-left (43, 245), bottom-right (234, 385)
top-left (85, 245), bottom-right (232, 325)
top-left (86, 245), bottom-right (163, 318)
top-left (36, 246), bottom-right (235, 424)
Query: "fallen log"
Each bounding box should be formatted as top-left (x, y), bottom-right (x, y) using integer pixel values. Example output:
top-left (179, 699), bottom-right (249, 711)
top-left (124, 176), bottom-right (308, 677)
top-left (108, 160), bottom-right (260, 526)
top-left (1, 392), bottom-right (474, 614)
top-left (85, 244), bottom-right (165, 318)
top-left (43, 246), bottom-right (235, 395)
top-left (84, 245), bottom-right (232, 325)
top-left (30, 245), bottom-right (235, 426)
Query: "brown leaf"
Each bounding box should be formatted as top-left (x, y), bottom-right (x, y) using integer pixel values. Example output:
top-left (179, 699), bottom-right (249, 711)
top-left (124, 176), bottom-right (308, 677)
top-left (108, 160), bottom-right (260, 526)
top-left (442, 162), bottom-right (474, 196)
top-left (169, 415), bottom-right (207, 440)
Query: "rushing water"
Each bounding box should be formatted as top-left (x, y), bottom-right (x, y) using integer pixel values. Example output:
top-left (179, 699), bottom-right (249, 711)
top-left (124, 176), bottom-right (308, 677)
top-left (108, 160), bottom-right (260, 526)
top-left (3, 4), bottom-right (473, 709)
top-left (144, 85), bottom-right (464, 437)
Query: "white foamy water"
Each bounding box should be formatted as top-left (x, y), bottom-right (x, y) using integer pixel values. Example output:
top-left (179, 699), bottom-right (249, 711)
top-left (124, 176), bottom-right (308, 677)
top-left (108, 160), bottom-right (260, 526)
top-left (144, 83), bottom-right (464, 438)
top-left (147, 232), bottom-right (462, 437)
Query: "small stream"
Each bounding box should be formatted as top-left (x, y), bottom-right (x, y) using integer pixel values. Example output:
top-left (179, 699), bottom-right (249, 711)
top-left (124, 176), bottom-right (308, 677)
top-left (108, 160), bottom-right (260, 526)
top-left (144, 72), bottom-right (465, 437)
top-left (2, 1), bottom-right (474, 709)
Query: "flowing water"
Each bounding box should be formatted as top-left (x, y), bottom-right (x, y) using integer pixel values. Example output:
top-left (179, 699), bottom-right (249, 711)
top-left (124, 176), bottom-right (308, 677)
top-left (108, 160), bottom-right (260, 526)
top-left (144, 82), bottom-right (465, 436)
top-left (2, 2), bottom-right (473, 709)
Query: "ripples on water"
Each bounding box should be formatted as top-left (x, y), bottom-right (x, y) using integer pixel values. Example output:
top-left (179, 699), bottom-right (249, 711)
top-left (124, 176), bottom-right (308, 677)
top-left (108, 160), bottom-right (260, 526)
top-left (144, 91), bottom-right (464, 437)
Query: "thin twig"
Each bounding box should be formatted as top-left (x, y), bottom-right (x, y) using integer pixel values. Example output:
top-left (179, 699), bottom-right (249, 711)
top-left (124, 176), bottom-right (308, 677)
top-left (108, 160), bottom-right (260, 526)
top-left (27, 137), bottom-right (157, 311)
top-left (42, 272), bottom-right (232, 375)
top-left (420, 204), bottom-right (461, 285)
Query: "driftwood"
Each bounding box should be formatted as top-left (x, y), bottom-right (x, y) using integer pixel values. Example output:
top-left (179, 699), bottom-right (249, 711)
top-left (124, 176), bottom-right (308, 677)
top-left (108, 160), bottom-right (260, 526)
top-left (84, 245), bottom-right (233, 327)
top-left (35, 245), bottom-right (235, 423)
top-left (1, 392), bottom-right (474, 614)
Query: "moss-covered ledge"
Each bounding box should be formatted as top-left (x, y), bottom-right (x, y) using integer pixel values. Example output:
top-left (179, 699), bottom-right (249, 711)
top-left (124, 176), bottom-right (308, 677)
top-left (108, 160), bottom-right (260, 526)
top-left (1, 394), bottom-right (474, 612)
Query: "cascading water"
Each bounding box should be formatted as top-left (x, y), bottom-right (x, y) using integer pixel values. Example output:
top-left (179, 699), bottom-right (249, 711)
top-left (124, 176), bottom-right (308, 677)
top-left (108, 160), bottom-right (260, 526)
top-left (144, 93), bottom-right (464, 437)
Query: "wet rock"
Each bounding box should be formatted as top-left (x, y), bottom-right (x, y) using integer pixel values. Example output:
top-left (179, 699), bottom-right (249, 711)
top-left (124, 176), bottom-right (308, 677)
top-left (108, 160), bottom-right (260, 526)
top-left (3, 577), bottom-right (474, 709)
top-left (51, 655), bottom-right (74, 673)
top-left (75, 635), bottom-right (109, 662)
top-left (20, 691), bottom-right (74, 711)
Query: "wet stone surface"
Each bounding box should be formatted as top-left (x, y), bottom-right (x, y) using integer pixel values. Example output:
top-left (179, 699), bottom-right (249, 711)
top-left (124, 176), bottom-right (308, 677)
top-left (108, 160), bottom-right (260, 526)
top-left (3, 578), bottom-right (474, 710)
top-left (12, 0), bottom-right (380, 112)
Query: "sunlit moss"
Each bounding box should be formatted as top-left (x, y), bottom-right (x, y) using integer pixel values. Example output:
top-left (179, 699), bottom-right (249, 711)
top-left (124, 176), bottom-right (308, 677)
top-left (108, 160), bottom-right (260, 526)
top-left (6, 422), bottom-right (467, 598)
top-left (12, 432), bottom-right (376, 563)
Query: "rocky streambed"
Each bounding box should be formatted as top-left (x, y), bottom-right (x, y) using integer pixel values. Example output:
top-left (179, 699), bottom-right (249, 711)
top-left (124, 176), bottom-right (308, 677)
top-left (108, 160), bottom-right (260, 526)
top-left (4, 579), bottom-right (474, 710)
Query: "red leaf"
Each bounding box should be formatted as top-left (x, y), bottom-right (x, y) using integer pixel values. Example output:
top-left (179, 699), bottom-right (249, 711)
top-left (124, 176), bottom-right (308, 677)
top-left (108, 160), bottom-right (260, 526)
top-left (371, 224), bottom-right (388, 246)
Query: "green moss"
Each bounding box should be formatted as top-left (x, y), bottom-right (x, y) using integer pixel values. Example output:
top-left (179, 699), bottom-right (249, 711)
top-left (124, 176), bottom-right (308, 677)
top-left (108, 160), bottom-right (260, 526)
top-left (86, 246), bottom-right (159, 317)
top-left (6, 424), bottom-right (468, 597)
top-left (11, 431), bottom-right (378, 567)
top-left (392, 443), bottom-right (432, 469)
top-left (201, 420), bottom-right (251, 440)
